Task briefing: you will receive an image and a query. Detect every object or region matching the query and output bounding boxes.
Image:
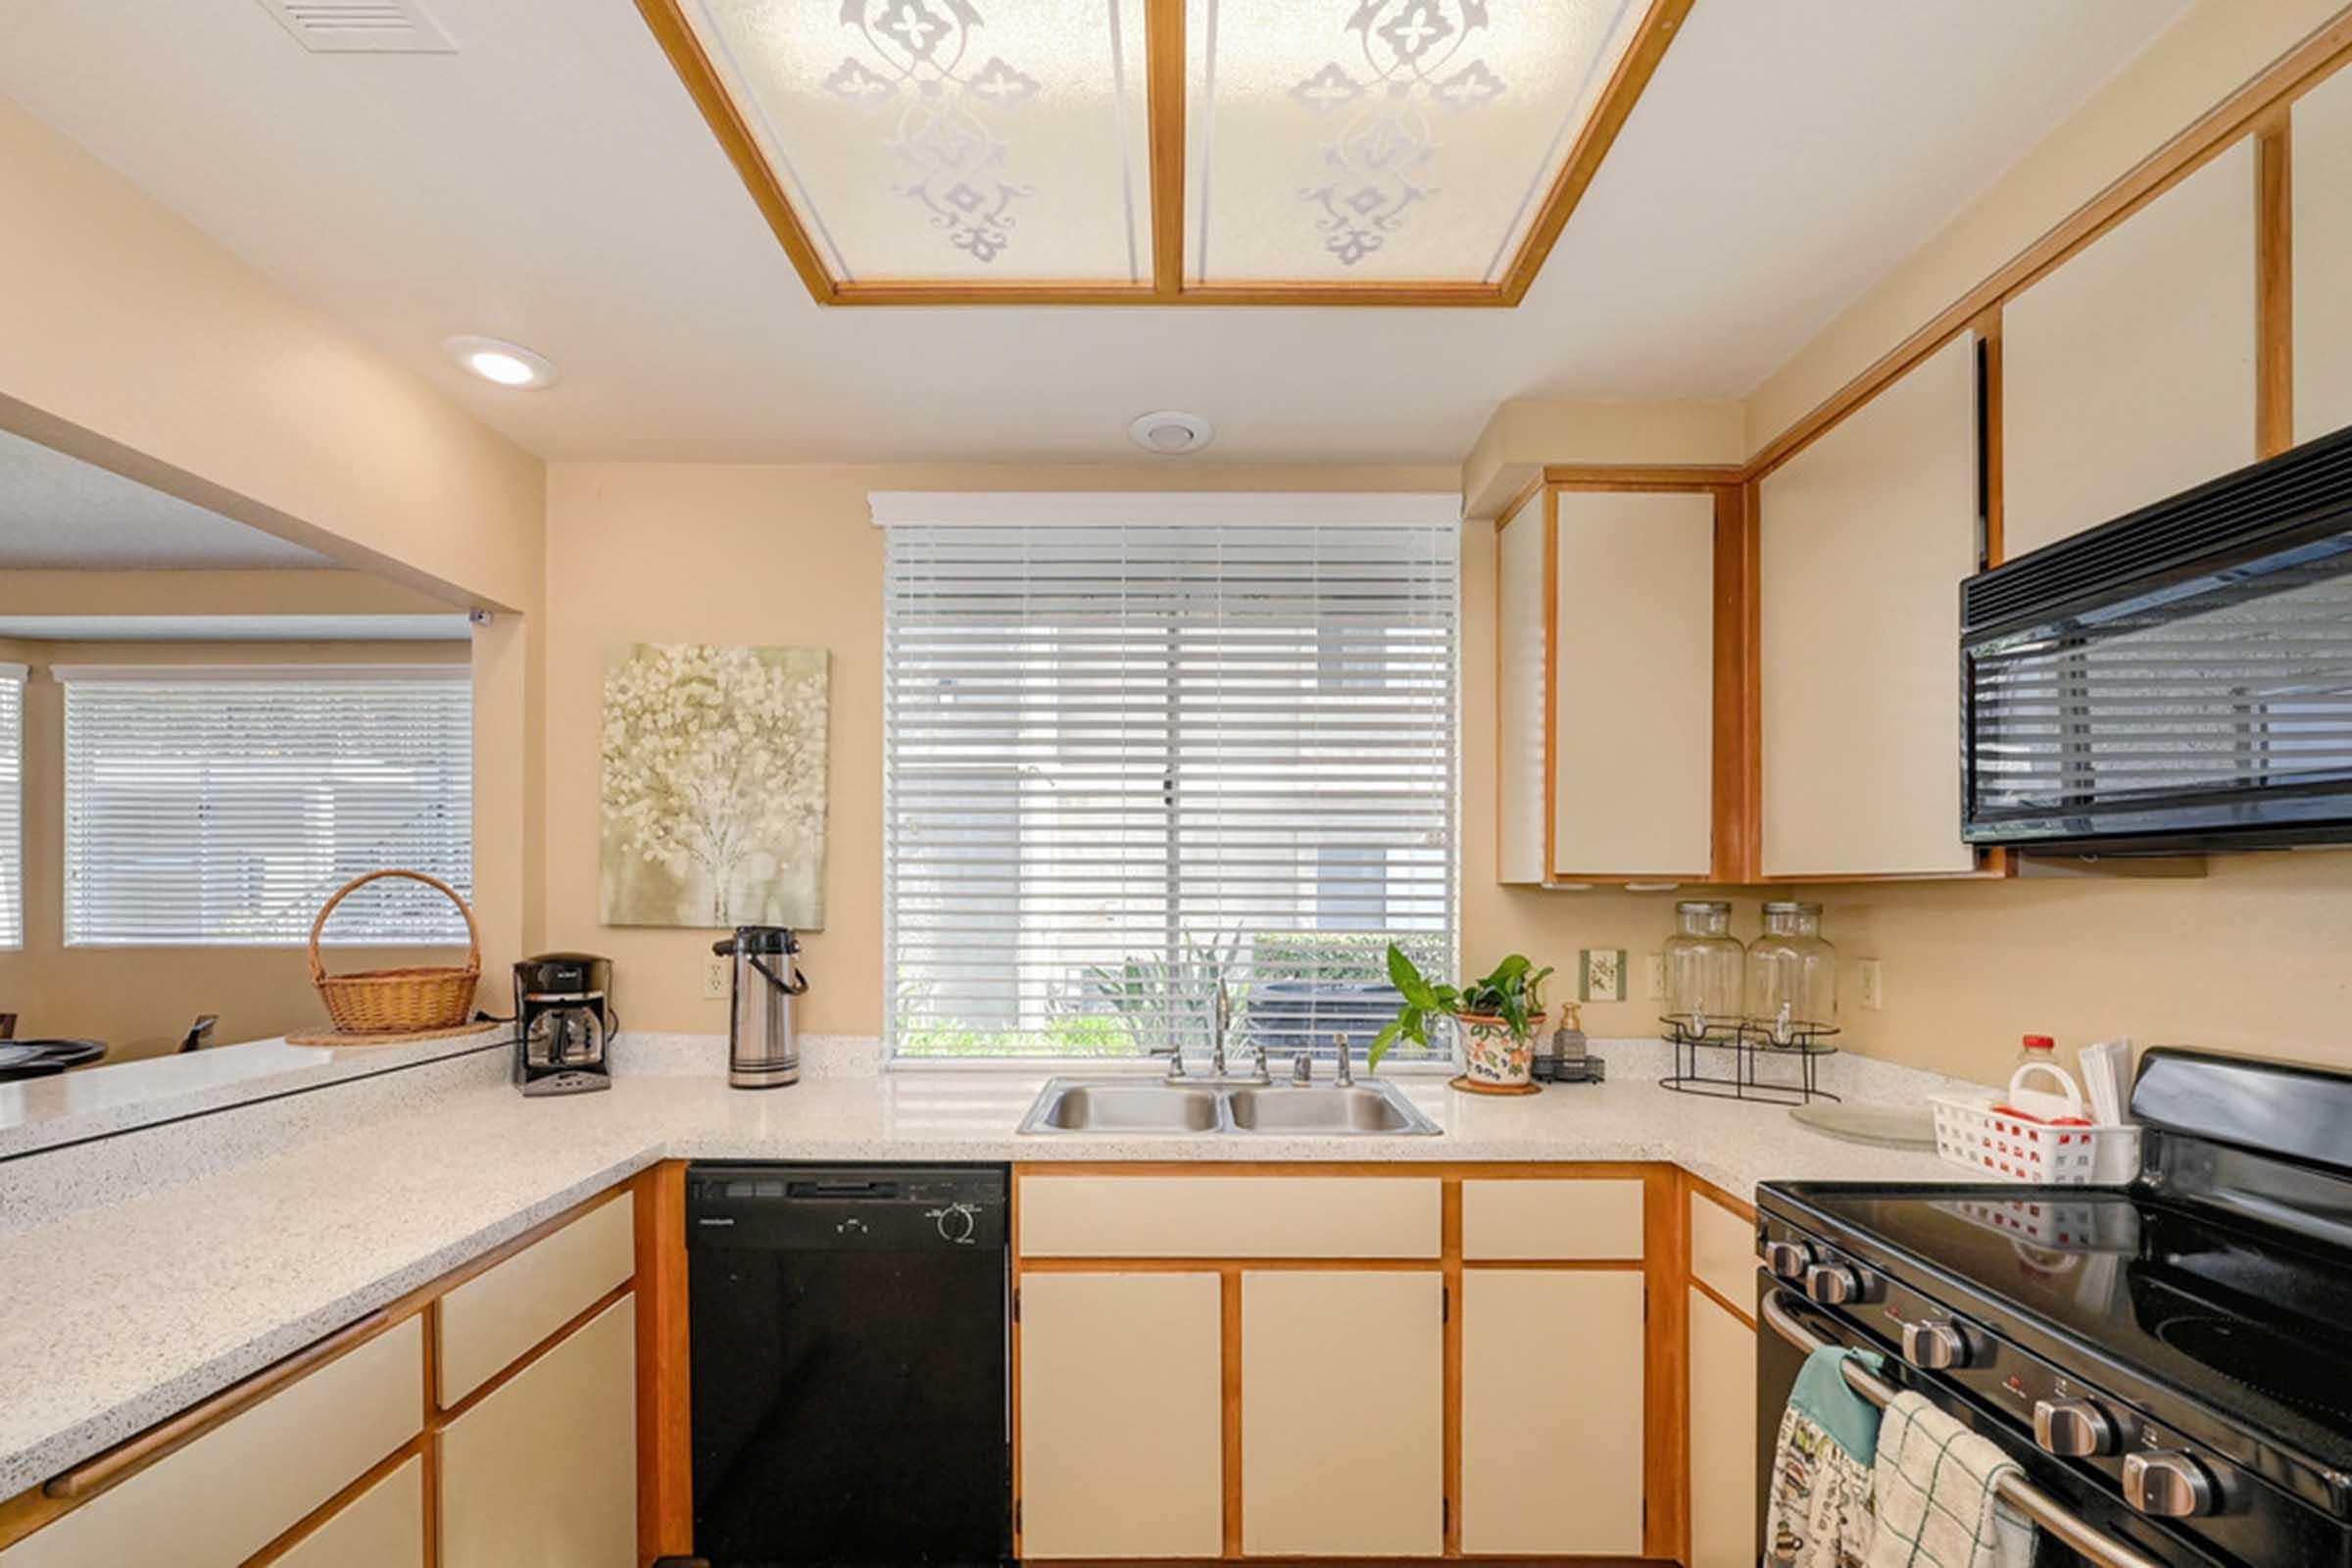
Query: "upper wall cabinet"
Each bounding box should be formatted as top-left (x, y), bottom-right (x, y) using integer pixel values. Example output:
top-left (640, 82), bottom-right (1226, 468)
top-left (2004, 140), bottom-right (2258, 558)
top-left (1758, 335), bottom-right (1981, 878)
top-left (1496, 485), bottom-right (1724, 884)
top-left (2297, 66), bottom-right (2352, 444)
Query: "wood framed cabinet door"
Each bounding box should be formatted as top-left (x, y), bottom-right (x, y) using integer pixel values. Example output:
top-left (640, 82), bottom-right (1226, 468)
top-left (1460, 1268), bottom-right (1645, 1555)
top-left (1017, 1271), bottom-right (1224, 1560)
top-left (1688, 1286), bottom-right (1760, 1568)
top-left (1239, 1270), bottom-right (1444, 1557)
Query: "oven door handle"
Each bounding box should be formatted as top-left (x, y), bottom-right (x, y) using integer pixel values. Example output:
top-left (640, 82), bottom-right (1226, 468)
top-left (1761, 1291), bottom-right (2172, 1568)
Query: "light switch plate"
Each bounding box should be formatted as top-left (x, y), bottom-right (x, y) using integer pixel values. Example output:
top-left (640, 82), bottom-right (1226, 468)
top-left (704, 954), bottom-right (731, 1002)
top-left (1643, 954), bottom-right (1666, 1002)
top-left (1578, 948), bottom-right (1627, 1002)
top-left (1858, 958), bottom-right (1884, 1010)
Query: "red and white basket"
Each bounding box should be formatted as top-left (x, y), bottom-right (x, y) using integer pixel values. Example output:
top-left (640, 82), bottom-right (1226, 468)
top-left (1930, 1061), bottom-right (2140, 1185)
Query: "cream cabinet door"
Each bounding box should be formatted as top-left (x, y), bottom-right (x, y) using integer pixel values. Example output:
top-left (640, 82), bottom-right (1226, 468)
top-left (1460, 1269), bottom-right (1644, 1555)
top-left (1551, 489), bottom-right (1717, 878)
top-left (269, 1455), bottom-right (424, 1568)
top-left (1239, 1270), bottom-right (1443, 1557)
top-left (1017, 1272), bottom-right (1223, 1560)
top-left (2004, 139), bottom-right (2257, 557)
top-left (1689, 1287), bottom-right (1759, 1568)
top-left (2296, 64), bottom-right (2352, 443)
top-left (1759, 333), bottom-right (1980, 877)
top-left (438, 1294), bottom-right (637, 1568)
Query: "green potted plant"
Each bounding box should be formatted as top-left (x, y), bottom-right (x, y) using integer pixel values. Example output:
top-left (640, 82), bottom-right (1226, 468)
top-left (1372, 946), bottom-right (1555, 1091)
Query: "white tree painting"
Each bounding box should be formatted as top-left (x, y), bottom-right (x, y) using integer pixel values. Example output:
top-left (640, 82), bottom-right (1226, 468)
top-left (600, 643), bottom-right (829, 928)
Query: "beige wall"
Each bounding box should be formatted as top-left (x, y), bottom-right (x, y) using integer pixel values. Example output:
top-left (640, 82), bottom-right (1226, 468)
top-left (4, 638), bottom-right (471, 1062)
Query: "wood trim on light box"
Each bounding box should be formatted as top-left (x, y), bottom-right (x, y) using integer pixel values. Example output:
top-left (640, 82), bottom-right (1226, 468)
top-left (635, 0), bottom-right (1691, 307)
top-left (1743, 12), bottom-right (2352, 479)
top-left (2259, 114), bottom-right (2296, 457)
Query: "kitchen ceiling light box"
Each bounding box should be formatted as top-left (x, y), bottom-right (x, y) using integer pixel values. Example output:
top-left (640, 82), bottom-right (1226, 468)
top-left (636, 0), bottom-right (1689, 304)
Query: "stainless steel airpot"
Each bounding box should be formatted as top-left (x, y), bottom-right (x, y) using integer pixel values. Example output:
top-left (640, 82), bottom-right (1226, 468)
top-left (711, 926), bottom-right (808, 1089)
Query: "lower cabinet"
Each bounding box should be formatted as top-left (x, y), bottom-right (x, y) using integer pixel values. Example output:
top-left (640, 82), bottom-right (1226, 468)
top-left (1239, 1270), bottom-right (1444, 1558)
top-left (270, 1455), bottom-right (424, 1568)
top-left (1689, 1285), bottom-right (1760, 1568)
top-left (438, 1293), bottom-right (639, 1568)
top-left (1017, 1272), bottom-right (1225, 1560)
top-left (1460, 1268), bottom-right (1646, 1555)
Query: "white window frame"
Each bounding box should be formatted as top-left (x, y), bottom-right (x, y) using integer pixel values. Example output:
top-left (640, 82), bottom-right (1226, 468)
top-left (57, 663), bottom-right (473, 949)
top-left (0, 662), bottom-right (23, 952)
top-left (876, 493), bottom-right (1463, 1068)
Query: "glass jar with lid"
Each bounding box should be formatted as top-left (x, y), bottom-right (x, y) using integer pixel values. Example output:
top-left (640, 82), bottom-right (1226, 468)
top-left (1745, 902), bottom-right (1837, 1047)
top-left (1662, 901), bottom-right (1743, 1037)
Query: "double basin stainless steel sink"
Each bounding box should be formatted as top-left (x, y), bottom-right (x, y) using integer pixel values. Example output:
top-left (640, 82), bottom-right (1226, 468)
top-left (1016, 1076), bottom-right (1442, 1137)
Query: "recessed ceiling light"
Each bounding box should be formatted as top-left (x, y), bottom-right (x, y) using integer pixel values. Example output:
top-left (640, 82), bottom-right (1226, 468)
top-left (1129, 411), bottom-right (1214, 456)
top-left (444, 335), bottom-right (558, 390)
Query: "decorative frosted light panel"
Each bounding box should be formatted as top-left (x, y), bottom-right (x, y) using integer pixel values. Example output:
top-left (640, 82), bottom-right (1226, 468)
top-left (1184, 0), bottom-right (1648, 284)
top-left (680, 0), bottom-right (1152, 283)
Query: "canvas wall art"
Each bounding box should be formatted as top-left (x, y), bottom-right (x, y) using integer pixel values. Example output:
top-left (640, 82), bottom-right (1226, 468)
top-left (601, 642), bottom-right (829, 929)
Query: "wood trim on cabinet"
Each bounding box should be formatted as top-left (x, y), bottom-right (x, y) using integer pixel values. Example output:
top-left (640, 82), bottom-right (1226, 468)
top-left (1541, 484), bottom-right (1561, 884)
top-left (1644, 1168), bottom-right (1691, 1563)
top-left (1542, 466), bottom-right (1746, 489)
top-left (1441, 1183), bottom-right (1464, 1557)
top-left (635, 1160), bottom-right (693, 1564)
top-left (1689, 1273), bottom-right (1756, 1333)
top-left (245, 1433), bottom-right (429, 1567)
top-left (1743, 14), bottom-right (2352, 482)
top-left (2259, 115), bottom-right (2295, 458)
top-left (1219, 1271), bottom-right (1245, 1558)
top-left (1712, 483), bottom-right (1759, 883)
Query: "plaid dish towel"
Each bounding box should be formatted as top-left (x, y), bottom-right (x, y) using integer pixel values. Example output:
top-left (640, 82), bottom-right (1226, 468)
top-left (1865, 1392), bottom-right (2034, 1568)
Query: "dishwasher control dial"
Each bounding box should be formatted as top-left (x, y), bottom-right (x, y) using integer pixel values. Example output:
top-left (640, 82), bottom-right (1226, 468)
top-left (928, 1202), bottom-right (979, 1245)
top-left (2123, 1450), bottom-right (2216, 1518)
top-left (1763, 1241), bottom-right (1812, 1280)
top-left (2034, 1397), bottom-right (2117, 1458)
top-left (1901, 1319), bottom-right (1970, 1371)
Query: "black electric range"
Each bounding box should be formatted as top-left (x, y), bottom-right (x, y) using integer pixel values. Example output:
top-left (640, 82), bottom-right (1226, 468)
top-left (1758, 1049), bottom-right (2352, 1568)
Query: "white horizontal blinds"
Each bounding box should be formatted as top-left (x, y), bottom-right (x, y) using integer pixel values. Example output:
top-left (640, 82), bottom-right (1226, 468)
top-left (0, 665), bottom-right (23, 949)
top-left (62, 670), bottom-right (472, 947)
top-left (884, 513), bottom-right (1457, 1058)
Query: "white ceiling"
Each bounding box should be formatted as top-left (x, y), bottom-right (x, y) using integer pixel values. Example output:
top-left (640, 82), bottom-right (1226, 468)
top-left (0, 427), bottom-right (336, 568)
top-left (0, 1), bottom-right (2188, 465)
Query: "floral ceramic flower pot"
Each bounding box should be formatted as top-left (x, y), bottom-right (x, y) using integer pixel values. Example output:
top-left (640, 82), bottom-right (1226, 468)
top-left (1456, 1009), bottom-right (1544, 1088)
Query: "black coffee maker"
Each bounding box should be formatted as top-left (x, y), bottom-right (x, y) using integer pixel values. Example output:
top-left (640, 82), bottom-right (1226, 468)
top-left (514, 953), bottom-right (613, 1097)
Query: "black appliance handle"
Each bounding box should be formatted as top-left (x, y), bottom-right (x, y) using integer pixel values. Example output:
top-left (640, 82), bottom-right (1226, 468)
top-left (749, 954), bottom-right (808, 996)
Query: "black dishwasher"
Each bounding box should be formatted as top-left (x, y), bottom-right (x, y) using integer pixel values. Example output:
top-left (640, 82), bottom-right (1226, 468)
top-left (686, 1162), bottom-right (1011, 1567)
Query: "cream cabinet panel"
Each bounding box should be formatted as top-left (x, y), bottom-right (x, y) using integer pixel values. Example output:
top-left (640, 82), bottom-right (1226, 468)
top-left (1495, 489), bottom-right (1549, 884)
top-left (1690, 1188), bottom-right (1758, 1309)
top-left (1017, 1272), bottom-right (1223, 1559)
top-left (1760, 334), bottom-right (1980, 877)
top-left (1240, 1271), bottom-right (1443, 1557)
top-left (1017, 1175), bottom-right (1440, 1258)
top-left (1689, 1286), bottom-right (1760, 1568)
top-left (1460, 1269), bottom-right (1645, 1555)
top-left (2005, 139), bottom-right (2257, 557)
top-left (438, 1294), bottom-right (637, 1568)
top-left (1551, 489), bottom-right (1716, 877)
top-left (2, 1315), bottom-right (421, 1568)
top-left (437, 1191), bottom-right (634, 1406)
top-left (2296, 66), bottom-right (2352, 442)
top-left (1461, 1177), bottom-right (1643, 1260)
top-left (269, 1455), bottom-right (424, 1568)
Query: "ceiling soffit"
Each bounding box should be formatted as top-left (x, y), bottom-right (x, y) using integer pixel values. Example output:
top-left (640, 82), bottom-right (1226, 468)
top-left (636, 0), bottom-right (1691, 306)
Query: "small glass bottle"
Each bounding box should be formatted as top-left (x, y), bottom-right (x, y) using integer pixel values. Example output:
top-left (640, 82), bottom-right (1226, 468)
top-left (1744, 902), bottom-right (1838, 1047)
top-left (1662, 901), bottom-right (1743, 1037)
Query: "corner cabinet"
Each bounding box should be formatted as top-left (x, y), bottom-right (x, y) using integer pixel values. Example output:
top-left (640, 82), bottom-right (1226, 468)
top-left (1496, 481), bottom-right (1738, 886)
top-left (1687, 1186), bottom-right (1761, 1568)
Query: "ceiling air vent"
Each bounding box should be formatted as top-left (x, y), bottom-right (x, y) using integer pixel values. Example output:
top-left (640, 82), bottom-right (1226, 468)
top-left (256, 0), bottom-right (454, 54)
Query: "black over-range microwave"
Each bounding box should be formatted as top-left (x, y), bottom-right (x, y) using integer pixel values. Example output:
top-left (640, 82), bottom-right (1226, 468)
top-left (1962, 424), bottom-right (2352, 852)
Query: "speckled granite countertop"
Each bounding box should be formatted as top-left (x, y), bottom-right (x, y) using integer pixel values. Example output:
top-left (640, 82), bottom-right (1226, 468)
top-left (0, 1060), bottom-right (1956, 1497)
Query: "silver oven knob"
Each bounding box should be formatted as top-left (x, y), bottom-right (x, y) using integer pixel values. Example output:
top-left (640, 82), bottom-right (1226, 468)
top-left (1901, 1319), bottom-right (1969, 1370)
top-left (2123, 1450), bottom-right (2215, 1518)
top-left (1804, 1263), bottom-right (1859, 1305)
top-left (2034, 1397), bottom-right (2117, 1458)
top-left (1763, 1241), bottom-right (1812, 1280)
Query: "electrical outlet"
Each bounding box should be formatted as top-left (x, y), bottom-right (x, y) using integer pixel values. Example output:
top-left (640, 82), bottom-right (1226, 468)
top-left (1578, 948), bottom-right (1627, 1002)
top-left (1643, 954), bottom-right (1666, 1002)
top-left (704, 954), bottom-right (731, 1002)
top-left (1858, 958), bottom-right (1885, 1010)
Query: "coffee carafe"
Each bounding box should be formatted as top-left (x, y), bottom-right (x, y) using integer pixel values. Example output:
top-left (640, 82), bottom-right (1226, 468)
top-left (712, 927), bottom-right (808, 1089)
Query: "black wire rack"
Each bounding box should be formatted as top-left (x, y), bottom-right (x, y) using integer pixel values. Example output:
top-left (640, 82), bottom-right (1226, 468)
top-left (1657, 1016), bottom-right (1841, 1104)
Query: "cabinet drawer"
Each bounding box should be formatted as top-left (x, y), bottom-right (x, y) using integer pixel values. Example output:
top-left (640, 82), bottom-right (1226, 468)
top-left (4, 1316), bottom-right (422, 1568)
top-left (1690, 1188), bottom-right (1756, 1309)
top-left (437, 1191), bottom-right (635, 1405)
top-left (1461, 1178), bottom-right (1643, 1260)
top-left (268, 1455), bottom-right (423, 1568)
top-left (1017, 1176), bottom-right (1440, 1258)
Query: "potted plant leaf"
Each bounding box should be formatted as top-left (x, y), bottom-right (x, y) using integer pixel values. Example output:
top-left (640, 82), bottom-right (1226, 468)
top-left (1372, 946), bottom-right (1556, 1091)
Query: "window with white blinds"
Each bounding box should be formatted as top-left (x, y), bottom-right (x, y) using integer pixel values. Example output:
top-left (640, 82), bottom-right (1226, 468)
top-left (0, 664), bottom-right (23, 950)
top-left (881, 497), bottom-right (1459, 1060)
top-left (61, 667), bottom-right (473, 947)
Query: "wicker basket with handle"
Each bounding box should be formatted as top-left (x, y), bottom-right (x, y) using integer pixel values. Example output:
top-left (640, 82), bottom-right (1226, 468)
top-left (308, 869), bottom-right (481, 1034)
